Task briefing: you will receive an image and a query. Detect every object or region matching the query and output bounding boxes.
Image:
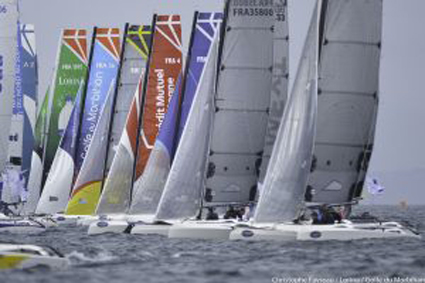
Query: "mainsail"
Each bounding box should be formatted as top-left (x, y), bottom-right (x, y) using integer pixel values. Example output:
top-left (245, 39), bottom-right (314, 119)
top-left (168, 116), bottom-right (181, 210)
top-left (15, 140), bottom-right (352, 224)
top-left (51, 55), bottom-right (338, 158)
top-left (132, 15), bottom-right (182, 198)
top-left (42, 29), bottom-right (89, 187)
top-left (66, 28), bottom-right (121, 215)
top-left (0, 0), bottom-right (18, 194)
top-left (204, 0), bottom-right (276, 205)
top-left (254, 2), bottom-right (319, 224)
top-left (155, 13), bottom-right (222, 221)
top-left (306, 0), bottom-right (382, 204)
top-left (35, 83), bottom-right (84, 214)
top-left (20, 24), bottom-right (38, 190)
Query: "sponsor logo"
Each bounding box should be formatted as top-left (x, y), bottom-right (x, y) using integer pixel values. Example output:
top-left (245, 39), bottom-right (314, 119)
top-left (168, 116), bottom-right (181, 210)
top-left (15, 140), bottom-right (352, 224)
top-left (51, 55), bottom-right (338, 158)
top-left (155, 69), bottom-right (166, 128)
top-left (97, 221), bottom-right (109, 228)
top-left (0, 5), bottom-right (7, 13)
top-left (242, 230), bottom-right (254, 238)
top-left (310, 231), bottom-right (322, 239)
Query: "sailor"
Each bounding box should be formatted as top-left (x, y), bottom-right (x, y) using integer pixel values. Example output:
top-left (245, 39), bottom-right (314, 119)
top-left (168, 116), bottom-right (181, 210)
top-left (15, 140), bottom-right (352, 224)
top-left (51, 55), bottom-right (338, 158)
top-left (224, 206), bottom-right (238, 219)
top-left (206, 207), bottom-right (219, 220)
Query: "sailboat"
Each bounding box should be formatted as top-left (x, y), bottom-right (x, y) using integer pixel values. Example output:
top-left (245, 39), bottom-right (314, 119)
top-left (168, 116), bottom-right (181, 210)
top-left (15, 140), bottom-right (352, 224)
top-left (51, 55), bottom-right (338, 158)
top-left (64, 28), bottom-right (121, 216)
top-left (88, 13), bottom-right (221, 235)
top-left (229, 0), bottom-right (420, 241)
top-left (164, 0), bottom-right (289, 240)
top-left (85, 15), bottom-right (182, 233)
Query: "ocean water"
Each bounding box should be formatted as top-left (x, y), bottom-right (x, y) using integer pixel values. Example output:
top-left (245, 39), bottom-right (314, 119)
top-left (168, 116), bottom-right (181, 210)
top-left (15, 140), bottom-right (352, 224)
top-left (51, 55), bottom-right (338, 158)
top-left (1, 205), bottom-right (424, 283)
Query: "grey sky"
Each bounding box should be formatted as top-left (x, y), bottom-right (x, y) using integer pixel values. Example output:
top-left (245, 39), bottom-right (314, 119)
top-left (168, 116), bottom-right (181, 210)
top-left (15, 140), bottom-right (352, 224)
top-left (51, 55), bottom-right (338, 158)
top-left (19, 0), bottom-right (425, 204)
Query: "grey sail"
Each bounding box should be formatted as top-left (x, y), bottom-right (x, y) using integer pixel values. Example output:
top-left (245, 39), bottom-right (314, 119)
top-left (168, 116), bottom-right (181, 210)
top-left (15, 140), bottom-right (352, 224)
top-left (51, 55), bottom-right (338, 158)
top-left (306, 0), bottom-right (382, 204)
top-left (155, 32), bottom-right (219, 221)
top-left (204, 0), bottom-right (275, 205)
top-left (254, 2), bottom-right (319, 224)
top-left (258, 0), bottom-right (290, 184)
top-left (0, 0), bottom-right (18, 175)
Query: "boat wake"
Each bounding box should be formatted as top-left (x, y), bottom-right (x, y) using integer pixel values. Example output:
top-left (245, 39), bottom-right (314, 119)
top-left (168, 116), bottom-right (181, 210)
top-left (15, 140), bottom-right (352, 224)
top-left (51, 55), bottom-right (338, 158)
top-left (66, 250), bottom-right (118, 266)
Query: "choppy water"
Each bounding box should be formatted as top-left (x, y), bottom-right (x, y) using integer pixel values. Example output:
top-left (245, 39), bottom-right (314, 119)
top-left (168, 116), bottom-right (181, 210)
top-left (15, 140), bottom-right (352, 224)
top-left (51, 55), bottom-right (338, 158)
top-left (1, 205), bottom-right (425, 283)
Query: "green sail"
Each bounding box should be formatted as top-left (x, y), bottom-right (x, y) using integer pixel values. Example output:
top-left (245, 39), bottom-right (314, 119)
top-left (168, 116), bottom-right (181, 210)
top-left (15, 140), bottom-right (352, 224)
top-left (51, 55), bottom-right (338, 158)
top-left (42, 29), bottom-right (89, 184)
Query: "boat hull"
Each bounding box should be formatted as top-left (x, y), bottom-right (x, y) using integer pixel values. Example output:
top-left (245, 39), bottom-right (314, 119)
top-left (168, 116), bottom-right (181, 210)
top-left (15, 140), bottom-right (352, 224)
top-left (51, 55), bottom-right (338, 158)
top-left (168, 221), bottom-right (236, 240)
top-left (229, 222), bottom-right (421, 241)
top-left (130, 224), bottom-right (170, 236)
top-left (0, 219), bottom-right (46, 234)
top-left (87, 220), bottom-right (129, 235)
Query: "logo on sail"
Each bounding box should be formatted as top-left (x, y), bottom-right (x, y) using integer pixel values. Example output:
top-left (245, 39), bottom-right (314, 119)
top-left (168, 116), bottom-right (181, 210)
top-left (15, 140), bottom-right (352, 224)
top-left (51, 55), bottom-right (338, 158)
top-left (0, 5), bottom-right (7, 13)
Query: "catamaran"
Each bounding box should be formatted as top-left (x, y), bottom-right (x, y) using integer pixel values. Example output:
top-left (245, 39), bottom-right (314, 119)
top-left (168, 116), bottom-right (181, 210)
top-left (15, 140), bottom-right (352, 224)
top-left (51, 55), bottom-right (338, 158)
top-left (161, 0), bottom-right (289, 239)
top-left (229, 0), bottom-right (420, 241)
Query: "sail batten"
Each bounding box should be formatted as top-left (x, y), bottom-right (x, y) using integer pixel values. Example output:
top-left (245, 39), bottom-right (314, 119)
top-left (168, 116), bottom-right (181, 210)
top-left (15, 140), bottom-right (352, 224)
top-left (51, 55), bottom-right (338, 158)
top-left (307, 0), bottom-right (382, 204)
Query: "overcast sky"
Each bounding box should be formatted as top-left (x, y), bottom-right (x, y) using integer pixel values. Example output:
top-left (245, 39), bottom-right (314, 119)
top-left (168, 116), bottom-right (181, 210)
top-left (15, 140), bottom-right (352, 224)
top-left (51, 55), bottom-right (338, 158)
top-left (19, 0), bottom-right (425, 204)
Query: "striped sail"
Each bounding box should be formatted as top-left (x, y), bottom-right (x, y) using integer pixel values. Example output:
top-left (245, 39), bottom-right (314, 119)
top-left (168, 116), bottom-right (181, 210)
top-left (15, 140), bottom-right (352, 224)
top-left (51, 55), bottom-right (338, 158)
top-left (155, 13), bottom-right (222, 221)
top-left (20, 24), bottom-right (38, 191)
top-left (65, 28), bottom-right (121, 215)
top-left (24, 88), bottom-right (48, 215)
top-left (0, 0), bottom-right (18, 198)
top-left (35, 83), bottom-right (84, 214)
top-left (203, 0), bottom-right (276, 205)
top-left (131, 15), bottom-right (182, 211)
top-left (254, 1), bottom-right (318, 224)
top-left (42, 29), bottom-right (89, 187)
top-left (95, 26), bottom-right (152, 216)
top-left (306, 0), bottom-right (382, 204)
top-left (258, 0), bottom-right (289, 184)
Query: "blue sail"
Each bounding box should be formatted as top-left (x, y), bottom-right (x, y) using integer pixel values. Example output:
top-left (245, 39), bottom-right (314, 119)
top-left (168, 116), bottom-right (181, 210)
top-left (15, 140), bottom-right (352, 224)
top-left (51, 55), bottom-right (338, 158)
top-left (74, 29), bottom-right (121, 176)
top-left (20, 24), bottom-right (38, 188)
top-left (177, 12), bottom-right (223, 142)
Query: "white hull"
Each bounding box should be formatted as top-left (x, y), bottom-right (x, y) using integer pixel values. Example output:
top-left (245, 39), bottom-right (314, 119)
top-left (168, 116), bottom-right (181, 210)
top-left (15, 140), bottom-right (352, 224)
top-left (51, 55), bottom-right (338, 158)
top-left (0, 244), bottom-right (69, 270)
top-left (0, 219), bottom-right (46, 234)
top-left (168, 220), bottom-right (237, 240)
top-left (50, 214), bottom-right (94, 226)
top-left (229, 221), bottom-right (421, 241)
top-left (130, 223), bottom-right (170, 236)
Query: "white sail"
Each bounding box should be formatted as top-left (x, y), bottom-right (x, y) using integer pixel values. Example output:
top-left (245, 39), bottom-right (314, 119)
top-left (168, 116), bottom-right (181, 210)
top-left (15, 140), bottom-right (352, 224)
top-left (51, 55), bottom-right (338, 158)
top-left (155, 33), bottom-right (219, 221)
top-left (258, 0), bottom-right (290, 183)
top-left (254, 2), bottom-right (319, 224)
top-left (0, 0), bottom-right (18, 175)
top-left (306, 0), bottom-right (382, 204)
top-left (35, 83), bottom-right (84, 214)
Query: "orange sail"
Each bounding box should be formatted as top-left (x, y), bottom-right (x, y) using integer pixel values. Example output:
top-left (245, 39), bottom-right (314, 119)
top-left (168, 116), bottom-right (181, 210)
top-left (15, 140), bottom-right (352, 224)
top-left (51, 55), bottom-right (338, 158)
top-left (135, 15), bottom-right (182, 181)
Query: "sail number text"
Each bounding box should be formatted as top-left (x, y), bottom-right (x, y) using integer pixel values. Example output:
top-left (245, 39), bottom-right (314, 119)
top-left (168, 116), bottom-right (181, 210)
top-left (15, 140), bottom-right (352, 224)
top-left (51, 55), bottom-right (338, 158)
top-left (0, 55), bottom-right (3, 94)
